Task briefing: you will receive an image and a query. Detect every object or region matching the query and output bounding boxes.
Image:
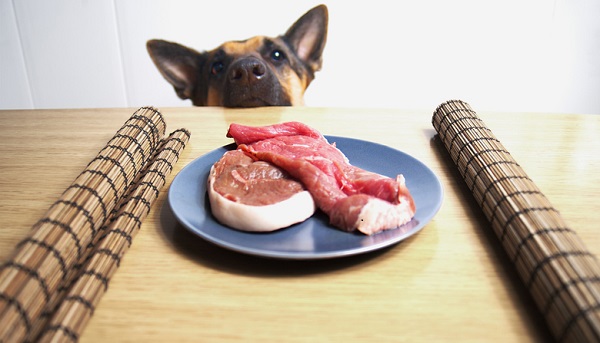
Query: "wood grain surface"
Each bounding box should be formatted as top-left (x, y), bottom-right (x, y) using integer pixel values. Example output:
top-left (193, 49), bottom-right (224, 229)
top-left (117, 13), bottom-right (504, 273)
top-left (0, 106), bottom-right (598, 342)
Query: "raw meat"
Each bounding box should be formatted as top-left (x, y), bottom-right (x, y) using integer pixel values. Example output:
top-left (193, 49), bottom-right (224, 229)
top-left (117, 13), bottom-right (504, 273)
top-left (207, 150), bottom-right (315, 232)
top-left (227, 122), bottom-right (416, 235)
top-left (227, 121), bottom-right (324, 145)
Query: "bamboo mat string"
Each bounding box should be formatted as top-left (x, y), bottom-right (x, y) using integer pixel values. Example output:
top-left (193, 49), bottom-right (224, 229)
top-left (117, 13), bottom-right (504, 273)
top-left (0, 107), bottom-right (188, 343)
top-left (432, 100), bottom-right (600, 342)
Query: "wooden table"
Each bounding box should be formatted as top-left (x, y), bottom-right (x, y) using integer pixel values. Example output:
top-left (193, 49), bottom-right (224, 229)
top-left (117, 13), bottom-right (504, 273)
top-left (0, 106), bottom-right (598, 342)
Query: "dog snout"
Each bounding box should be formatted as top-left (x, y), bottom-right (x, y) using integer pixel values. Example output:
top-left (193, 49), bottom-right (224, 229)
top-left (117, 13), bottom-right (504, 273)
top-left (229, 58), bottom-right (267, 84)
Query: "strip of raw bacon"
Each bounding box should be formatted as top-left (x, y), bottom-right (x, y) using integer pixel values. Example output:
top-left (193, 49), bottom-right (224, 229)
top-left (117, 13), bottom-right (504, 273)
top-left (229, 122), bottom-right (416, 235)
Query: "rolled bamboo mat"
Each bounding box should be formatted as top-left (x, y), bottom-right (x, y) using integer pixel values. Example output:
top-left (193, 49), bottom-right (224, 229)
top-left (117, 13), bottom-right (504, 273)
top-left (432, 100), bottom-right (600, 342)
top-left (0, 107), bottom-right (190, 343)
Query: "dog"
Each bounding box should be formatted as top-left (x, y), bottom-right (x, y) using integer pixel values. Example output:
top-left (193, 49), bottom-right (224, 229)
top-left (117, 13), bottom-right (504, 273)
top-left (146, 5), bottom-right (328, 107)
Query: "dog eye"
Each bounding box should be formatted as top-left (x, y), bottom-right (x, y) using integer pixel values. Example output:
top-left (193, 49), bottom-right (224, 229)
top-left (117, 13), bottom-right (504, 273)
top-left (211, 62), bottom-right (224, 75)
top-left (270, 50), bottom-right (285, 62)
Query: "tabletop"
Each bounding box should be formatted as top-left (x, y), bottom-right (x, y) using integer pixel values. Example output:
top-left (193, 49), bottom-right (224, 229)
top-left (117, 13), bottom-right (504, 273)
top-left (0, 106), bottom-right (598, 342)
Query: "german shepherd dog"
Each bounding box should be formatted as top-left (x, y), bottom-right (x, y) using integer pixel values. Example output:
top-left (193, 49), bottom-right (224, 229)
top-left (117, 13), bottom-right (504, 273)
top-left (146, 5), bottom-right (328, 107)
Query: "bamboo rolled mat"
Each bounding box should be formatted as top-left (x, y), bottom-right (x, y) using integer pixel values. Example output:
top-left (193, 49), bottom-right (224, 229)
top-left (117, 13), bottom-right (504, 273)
top-left (432, 100), bottom-right (600, 342)
top-left (0, 107), bottom-right (190, 342)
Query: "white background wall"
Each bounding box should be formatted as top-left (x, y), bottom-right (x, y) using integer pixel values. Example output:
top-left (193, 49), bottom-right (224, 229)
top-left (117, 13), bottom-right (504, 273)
top-left (1, 0), bottom-right (599, 114)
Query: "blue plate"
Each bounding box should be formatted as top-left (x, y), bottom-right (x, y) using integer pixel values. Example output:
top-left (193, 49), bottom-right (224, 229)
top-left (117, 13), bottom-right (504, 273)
top-left (168, 136), bottom-right (443, 259)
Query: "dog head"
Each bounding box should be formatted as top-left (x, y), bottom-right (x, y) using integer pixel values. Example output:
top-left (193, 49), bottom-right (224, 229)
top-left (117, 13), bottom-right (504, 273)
top-left (147, 5), bottom-right (328, 107)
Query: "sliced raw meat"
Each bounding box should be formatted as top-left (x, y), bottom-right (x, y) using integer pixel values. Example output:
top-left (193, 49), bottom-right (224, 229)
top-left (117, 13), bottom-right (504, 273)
top-left (229, 122), bottom-right (416, 235)
top-left (207, 150), bottom-right (315, 232)
top-left (227, 121), bottom-right (324, 145)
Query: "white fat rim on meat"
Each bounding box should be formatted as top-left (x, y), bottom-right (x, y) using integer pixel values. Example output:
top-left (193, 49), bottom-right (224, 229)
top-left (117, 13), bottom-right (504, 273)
top-left (207, 166), bottom-right (316, 232)
top-left (355, 198), bottom-right (414, 236)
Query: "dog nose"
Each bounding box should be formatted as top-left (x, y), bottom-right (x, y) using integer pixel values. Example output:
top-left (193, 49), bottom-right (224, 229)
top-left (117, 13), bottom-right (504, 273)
top-left (229, 58), bottom-right (266, 84)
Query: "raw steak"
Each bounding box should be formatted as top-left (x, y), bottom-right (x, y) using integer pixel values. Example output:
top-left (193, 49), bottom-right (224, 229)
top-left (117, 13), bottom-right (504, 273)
top-left (227, 122), bottom-right (416, 235)
top-left (208, 149), bottom-right (315, 232)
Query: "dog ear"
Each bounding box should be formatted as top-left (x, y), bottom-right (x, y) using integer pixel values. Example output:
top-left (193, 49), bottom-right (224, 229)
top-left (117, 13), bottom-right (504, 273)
top-left (283, 4), bottom-right (328, 74)
top-left (146, 39), bottom-right (205, 101)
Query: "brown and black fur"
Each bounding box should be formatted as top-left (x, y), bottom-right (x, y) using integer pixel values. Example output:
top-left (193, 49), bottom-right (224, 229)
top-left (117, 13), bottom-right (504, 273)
top-left (146, 5), bottom-right (328, 107)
